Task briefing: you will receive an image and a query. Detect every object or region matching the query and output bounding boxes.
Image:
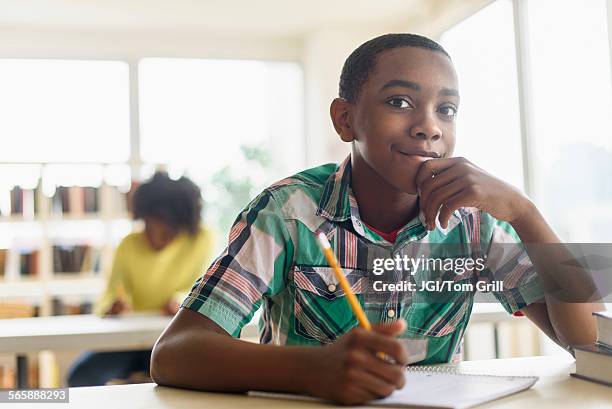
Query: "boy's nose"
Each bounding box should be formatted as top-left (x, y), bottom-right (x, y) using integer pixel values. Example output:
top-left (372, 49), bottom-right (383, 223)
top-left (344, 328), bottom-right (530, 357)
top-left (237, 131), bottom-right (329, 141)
top-left (409, 111), bottom-right (442, 141)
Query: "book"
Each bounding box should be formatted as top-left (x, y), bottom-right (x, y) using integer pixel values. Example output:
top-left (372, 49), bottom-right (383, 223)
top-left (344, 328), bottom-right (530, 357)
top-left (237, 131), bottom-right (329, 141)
top-left (0, 249), bottom-right (7, 278)
top-left (83, 186), bottom-right (99, 213)
top-left (107, 185), bottom-right (131, 214)
top-left (51, 186), bottom-right (70, 214)
top-left (69, 186), bottom-right (84, 217)
top-left (19, 249), bottom-right (39, 277)
top-left (9, 186), bottom-right (39, 217)
top-left (572, 344), bottom-right (612, 386)
top-left (52, 244), bottom-right (101, 273)
top-left (0, 301), bottom-right (37, 318)
top-left (51, 297), bottom-right (93, 316)
top-left (594, 311), bottom-right (612, 349)
top-left (249, 366), bottom-right (538, 409)
top-left (10, 186), bottom-right (23, 214)
top-left (51, 186), bottom-right (100, 215)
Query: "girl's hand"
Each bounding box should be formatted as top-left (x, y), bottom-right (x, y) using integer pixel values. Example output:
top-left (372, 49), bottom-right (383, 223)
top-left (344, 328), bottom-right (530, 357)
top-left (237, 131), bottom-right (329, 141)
top-left (105, 298), bottom-right (131, 316)
top-left (415, 157), bottom-right (532, 230)
top-left (162, 299), bottom-right (181, 316)
top-left (303, 320), bottom-right (408, 405)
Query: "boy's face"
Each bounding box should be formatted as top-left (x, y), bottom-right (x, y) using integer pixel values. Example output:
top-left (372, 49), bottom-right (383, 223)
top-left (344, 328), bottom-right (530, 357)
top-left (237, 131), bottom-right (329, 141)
top-left (333, 46), bottom-right (459, 195)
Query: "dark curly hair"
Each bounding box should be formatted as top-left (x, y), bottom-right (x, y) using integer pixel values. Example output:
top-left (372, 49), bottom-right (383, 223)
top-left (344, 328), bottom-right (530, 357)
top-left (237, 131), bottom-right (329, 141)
top-left (132, 171), bottom-right (202, 235)
top-left (339, 33), bottom-right (450, 103)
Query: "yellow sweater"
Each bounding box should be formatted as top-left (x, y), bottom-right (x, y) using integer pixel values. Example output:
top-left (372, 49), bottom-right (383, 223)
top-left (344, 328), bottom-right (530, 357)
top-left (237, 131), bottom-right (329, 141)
top-left (96, 226), bottom-right (214, 315)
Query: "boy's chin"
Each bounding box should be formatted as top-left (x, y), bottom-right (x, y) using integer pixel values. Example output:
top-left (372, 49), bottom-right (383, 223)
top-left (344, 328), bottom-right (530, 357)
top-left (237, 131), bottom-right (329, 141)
top-left (403, 184), bottom-right (419, 195)
top-left (390, 178), bottom-right (419, 195)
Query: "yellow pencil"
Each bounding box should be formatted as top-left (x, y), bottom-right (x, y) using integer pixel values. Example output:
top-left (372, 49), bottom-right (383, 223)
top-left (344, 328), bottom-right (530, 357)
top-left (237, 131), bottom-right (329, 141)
top-left (317, 232), bottom-right (388, 360)
top-left (316, 232), bottom-right (372, 330)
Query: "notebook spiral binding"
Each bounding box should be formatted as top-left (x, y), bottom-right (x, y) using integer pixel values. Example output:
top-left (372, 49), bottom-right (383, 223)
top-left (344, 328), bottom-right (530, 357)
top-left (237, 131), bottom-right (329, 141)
top-left (407, 365), bottom-right (461, 374)
top-left (406, 365), bottom-right (536, 379)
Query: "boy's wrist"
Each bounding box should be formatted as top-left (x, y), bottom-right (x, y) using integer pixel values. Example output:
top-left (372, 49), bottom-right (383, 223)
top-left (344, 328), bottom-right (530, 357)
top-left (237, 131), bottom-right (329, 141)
top-left (510, 197), bottom-right (538, 227)
top-left (287, 346), bottom-right (321, 395)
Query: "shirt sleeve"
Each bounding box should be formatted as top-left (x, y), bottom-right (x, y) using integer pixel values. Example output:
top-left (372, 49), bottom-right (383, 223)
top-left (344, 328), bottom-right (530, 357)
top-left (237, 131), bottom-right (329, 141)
top-left (181, 190), bottom-right (294, 337)
top-left (477, 211), bottom-right (545, 315)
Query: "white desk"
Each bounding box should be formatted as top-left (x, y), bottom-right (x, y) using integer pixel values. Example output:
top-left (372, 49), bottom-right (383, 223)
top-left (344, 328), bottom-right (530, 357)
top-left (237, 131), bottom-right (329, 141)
top-left (0, 314), bottom-right (172, 388)
top-left (0, 308), bottom-right (506, 355)
top-left (0, 308), bottom-right (512, 389)
top-left (0, 313), bottom-right (261, 388)
top-left (0, 314), bottom-right (172, 355)
top-left (14, 356), bottom-right (608, 409)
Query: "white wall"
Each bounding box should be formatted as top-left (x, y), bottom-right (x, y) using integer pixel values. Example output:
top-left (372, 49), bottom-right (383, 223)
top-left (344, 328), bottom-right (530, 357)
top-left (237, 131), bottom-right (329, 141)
top-left (0, 26), bottom-right (302, 61)
top-left (0, 0), bottom-right (491, 169)
top-left (299, 0), bottom-right (494, 166)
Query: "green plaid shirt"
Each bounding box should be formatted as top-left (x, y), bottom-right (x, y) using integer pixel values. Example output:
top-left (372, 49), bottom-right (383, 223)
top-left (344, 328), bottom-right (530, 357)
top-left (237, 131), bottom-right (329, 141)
top-left (183, 157), bottom-right (544, 364)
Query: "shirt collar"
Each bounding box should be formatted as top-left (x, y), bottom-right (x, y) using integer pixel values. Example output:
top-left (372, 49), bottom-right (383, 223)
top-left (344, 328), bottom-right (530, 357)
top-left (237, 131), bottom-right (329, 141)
top-left (316, 156), bottom-right (352, 222)
top-left (316, 155), bottom-right (463, 241)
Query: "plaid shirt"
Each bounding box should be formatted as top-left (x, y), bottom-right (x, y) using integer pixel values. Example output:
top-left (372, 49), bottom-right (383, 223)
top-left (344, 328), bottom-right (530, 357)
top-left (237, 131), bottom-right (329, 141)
top-left (183, 157), bottom-right (544, 364)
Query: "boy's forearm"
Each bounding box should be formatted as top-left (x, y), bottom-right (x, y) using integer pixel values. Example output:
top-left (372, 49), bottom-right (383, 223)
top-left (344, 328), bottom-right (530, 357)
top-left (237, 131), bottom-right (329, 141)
top-left (510, 200), bottom-right (559, 244)
top-left (151, 327), bottom-right (316, 393)
top-left (511, 201), bottom-right (604, 346)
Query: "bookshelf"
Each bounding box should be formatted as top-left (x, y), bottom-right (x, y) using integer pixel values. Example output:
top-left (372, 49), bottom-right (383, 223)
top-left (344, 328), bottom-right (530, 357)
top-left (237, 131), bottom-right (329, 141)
top-left (0, 163), bottom-right (134, 318)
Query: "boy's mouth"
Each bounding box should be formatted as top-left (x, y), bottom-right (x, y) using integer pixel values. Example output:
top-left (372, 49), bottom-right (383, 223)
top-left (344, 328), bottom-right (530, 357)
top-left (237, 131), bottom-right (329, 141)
top-left (396, 148), bottom-right (440, 159)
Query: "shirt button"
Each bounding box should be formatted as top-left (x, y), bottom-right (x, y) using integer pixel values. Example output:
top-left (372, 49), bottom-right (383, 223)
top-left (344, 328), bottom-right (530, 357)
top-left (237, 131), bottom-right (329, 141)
top-left (327, 284), bottom-right (337, 292)
top-left (387, 309), bottom-right (396, 318)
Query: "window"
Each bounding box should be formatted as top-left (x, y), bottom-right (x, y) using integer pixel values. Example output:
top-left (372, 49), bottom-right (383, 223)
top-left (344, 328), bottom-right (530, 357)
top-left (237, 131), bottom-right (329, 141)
top-left (0, 59), bottom-right (130, 163)
top-left (139, 58), bottom-right (304, 236)
top-left (441, 0), bottom-right (524, 190)
top-left (526, 0), bottom-right (612, 241)
top-left (443, 0), bottom-right (612, 357)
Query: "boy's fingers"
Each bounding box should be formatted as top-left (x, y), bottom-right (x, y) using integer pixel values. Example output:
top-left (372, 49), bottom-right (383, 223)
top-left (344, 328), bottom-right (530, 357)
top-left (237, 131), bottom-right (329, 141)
top-left (364, 357), bottom-right (407, 388)
top-left (415, 158), bottom-right (458, 192)
top-left (358, 333), bottom-right (409, 365)
top-left (351, 369), bottom-right (398, 399)
top-left (424, 180), bottom-right (468, 228)
top-left (371, 319), bottom-right (406, 336)
top-left (438, 192), bottom-right (466, 229)
top-left (418, 166), bottom-right (462, 214)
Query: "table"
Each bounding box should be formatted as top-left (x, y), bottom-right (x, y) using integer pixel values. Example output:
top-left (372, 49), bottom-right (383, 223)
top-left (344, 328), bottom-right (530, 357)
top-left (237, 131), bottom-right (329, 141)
top-left (17, 355), bottom-right (610, 408)
top-left (0, 314), bottom-right (172, 389)
top-left (465, 303), bottom-right (517, 359)
top-left (0, 313), bottom-right (262, 389)
top-left (0, 314), bottom-right (173, 355)
top-left (0, 307), bottom-right (513, 390)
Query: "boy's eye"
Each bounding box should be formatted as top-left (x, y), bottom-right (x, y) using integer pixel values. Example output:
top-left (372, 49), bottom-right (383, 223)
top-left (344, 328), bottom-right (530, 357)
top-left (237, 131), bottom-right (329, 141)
top-left (439, 105), bottom-right (458, 117)
top-left (386, 97), bottom-right (412, 109)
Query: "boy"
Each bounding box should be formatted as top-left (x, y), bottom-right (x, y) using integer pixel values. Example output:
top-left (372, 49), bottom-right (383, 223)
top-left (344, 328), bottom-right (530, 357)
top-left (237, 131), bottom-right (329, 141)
top-left (151, 34), bottom-right (602, 405)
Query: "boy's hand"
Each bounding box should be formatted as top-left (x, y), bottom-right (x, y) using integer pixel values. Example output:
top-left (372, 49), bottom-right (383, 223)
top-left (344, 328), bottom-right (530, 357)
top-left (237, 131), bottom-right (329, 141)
top-left (304, 319), bottom-right (408, 405)
top-left (415, 157), bottom-right (532, 230)
top-left (105, 298), bottom-right (131, 316)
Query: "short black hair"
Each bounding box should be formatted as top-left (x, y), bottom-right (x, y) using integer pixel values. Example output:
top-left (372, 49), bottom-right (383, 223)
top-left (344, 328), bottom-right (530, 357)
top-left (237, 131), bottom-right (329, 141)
top-left (339, 33), bottom-right (451, 103)
top-left (132, 171), bottom-right (202, 235)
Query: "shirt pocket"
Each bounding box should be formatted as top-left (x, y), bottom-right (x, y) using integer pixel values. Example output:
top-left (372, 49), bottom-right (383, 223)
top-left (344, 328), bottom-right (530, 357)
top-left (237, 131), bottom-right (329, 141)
top-left (403, 275), bottom-right (473, 338)
top-left (292, 265), bottom-right (368, 344)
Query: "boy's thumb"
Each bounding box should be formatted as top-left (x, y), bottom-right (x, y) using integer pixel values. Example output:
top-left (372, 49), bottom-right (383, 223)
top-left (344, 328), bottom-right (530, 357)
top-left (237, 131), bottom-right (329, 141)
top-left (372, 318), bottom-right (406, 337)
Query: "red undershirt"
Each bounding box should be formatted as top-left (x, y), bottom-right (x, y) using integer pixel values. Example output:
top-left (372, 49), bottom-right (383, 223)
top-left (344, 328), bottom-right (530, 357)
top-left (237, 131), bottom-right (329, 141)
top-left (363, 222), bottom-right (402, 244)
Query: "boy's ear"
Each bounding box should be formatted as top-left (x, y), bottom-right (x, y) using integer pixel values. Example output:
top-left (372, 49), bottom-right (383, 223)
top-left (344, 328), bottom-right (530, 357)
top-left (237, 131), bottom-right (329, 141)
top-left (330, 98), bottom-right (355, 143)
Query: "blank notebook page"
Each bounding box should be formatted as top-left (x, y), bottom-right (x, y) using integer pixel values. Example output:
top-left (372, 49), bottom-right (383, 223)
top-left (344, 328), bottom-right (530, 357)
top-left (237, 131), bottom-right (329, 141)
top-left (249, 367), bottom-right (538, 409)
top-left (373, 370), bottom-right (538, 409)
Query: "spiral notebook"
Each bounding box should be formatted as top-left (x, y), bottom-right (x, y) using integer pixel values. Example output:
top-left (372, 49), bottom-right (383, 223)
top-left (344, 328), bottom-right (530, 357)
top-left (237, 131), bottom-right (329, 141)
top-left (248, 365), bottom-right (538, 409)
